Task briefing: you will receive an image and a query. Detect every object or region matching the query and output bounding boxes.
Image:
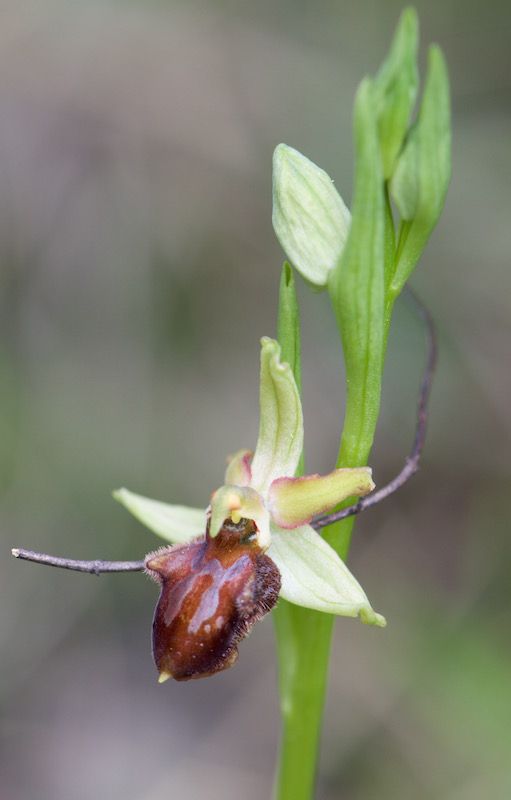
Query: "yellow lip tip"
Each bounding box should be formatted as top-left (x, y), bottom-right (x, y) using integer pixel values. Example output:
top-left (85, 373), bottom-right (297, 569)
top-left (158, 671), bottom-right (172, 684)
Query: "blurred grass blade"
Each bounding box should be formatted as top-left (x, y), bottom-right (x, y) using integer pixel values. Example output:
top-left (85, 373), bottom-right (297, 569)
top-left (374, 7), bottom-right (419, 179)
top-left (328, 78), bottom-right (385, 467)
top-left (390, 45), bottom-right (451, 294)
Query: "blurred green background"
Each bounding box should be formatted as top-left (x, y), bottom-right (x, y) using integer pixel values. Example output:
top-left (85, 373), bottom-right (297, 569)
top-left (1, 1), bottom-right (510, 798)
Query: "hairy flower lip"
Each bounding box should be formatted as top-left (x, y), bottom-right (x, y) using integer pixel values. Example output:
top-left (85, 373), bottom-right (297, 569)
top-left (145, 519), bottom-right (281, 681)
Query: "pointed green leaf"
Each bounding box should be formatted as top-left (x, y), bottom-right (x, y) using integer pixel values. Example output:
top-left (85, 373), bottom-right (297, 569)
top-left (250, 337), bottom-right (303, 495)
top-left (328, 78), bottom-right (385, 467)
top-left (113, 488), bottom-right (205, 544)
top-left (374, 7), bottom-right (419, 179)
top-left (272, 144), bottom-right (351, 288)
top-left (268, 524), bottom-right (385, 625)
top-left (390, 45), bottom-right (451, 294)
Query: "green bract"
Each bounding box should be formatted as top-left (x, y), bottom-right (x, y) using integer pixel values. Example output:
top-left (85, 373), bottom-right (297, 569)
top-left (115, 337), bottom-right (385, 627)
top-left (328, 77), bottom-right (385, 467)
top-left (272, 144), bottom-right (351, 288)
top-left (390, 46), bottom-right (451, 294)
top-left (373, 7), bottom-right (419, 179)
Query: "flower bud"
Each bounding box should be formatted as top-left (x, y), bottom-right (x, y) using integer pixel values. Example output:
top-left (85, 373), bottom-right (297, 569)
top-left (272, 144), bottom-right (351, 287)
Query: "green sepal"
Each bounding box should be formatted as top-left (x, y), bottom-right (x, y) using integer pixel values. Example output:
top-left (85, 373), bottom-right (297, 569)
top-left (250, 337), bottom-right (303, 495)
top-left (268, 523), bottom-right (386, 625)
top-left (113, 488), bottom-right (205, 543)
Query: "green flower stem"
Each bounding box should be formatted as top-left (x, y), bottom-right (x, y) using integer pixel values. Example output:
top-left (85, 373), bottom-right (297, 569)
top-left (273, 84), bottom-right (388, 800)
top-left (274, 263), bottom-right (328, 799)
top-left (273, 604), bottom-right (335, 800)
top-left (272, 15), bottom-right (450, 797)
top-left (273, 76), bottom-right (388, 800)
top-left (273, 265), bottom-right (361, 800)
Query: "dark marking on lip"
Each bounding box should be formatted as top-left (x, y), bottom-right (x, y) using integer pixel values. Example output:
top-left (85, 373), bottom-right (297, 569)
top-left (145, 518), bottom-right (281, 681)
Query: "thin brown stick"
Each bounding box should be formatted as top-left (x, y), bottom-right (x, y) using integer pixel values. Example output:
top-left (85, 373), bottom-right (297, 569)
top-left (313, 287), bottom-right (437, 530)
top-left (11, 548), bottom-right (145, 574)
top-left (11, 289), bottom-right (437, 572)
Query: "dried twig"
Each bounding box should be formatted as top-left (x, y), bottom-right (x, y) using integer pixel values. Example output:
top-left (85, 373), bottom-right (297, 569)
top-left (11, 548), bottom-right (145, 574)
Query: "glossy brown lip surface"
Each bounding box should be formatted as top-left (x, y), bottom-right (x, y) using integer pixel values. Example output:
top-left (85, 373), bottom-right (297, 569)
top-left (145, 519), bottom-right (281, 681)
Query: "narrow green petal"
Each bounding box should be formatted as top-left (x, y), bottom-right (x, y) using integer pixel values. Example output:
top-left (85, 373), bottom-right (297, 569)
top-left (113, 488), bottom-right (205, 544)
top-left (209, 484), bottom-right (271, 548)
top-left (268, 524), bottom-right (386, 626)
top-left (250, 337), bottom-right (303, 495)
top-left (272, 144), bottom-right (351, 287)
top-left (268, 467), bottom-right (374, 529)
top-left (224, 449), bottom-right (253, 486)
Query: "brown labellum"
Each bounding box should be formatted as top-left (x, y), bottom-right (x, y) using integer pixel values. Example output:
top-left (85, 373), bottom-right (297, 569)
top-left (145, 518), bottom-right (281, 681)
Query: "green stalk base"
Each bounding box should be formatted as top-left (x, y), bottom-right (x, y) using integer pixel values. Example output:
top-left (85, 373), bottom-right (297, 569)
top-left (273, 517), bottom-right (355, 800)
top-left (273, 602), bottom-right (334, 800)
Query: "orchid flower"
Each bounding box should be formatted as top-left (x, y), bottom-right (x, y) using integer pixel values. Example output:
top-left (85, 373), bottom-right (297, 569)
top-left (114, 337), bottom-right (385, 681)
